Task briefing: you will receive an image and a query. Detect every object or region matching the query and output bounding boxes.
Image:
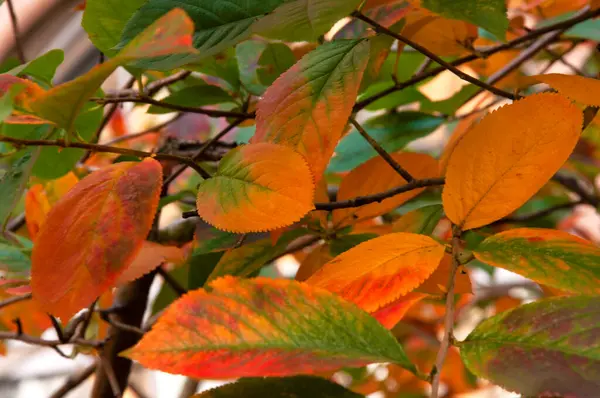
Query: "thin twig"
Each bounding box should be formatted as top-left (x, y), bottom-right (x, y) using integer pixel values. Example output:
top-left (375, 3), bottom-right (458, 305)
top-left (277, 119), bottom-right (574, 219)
top-left (6, 0), bottom-right (25, 63)
top-left (94, 96), bottom-right (255, 119)
top-left (105, 71), bottom-right (192, 98)
top-left (0, 135), bottom-right (211, 179)
top-left (552, 172), bottom-right (600, 207)
top-left (349, 117), bottom-right (414, 182)
top-left (99, 356), bottom-right (123, 398)
top-left (430, 227), bottom-right (462, 397)
top-left (156, 266), bottom-right (187, 296)
top-left (102, 114), bottom-right (183, 146)
top-left (49, 364), bottom-right (97, 398)
top-left (493, 200), bottom-right (583, 225)
top-left (0, 331), bottom-right (104, 348)
top-left (0, 292), bottom-right (32, 310)
top-left (352, 11), bottom-right (518, 100)
top-left (99, 312), bottom-right (145, 336)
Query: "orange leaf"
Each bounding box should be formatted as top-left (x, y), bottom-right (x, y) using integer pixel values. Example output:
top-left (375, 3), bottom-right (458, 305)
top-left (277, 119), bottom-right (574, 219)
top-left (196, 143), bottom-right (314, 233)
top-left (371, 292), bottom-right (426, 329)
top-left (125, 276), bottom-right (416, 378)
top-left (253, 39), bottom-right (370, 181)
top-left (333, 152), bottom-right (439, 227)
top-left (116, 242), bottom-right (184, 285)
top-left (306, 232), bottom-right (445, 312)
top-left (415, 253), bottom-right (472, 295)
top-left (526, 74), bottom-right (600, 107)
top-left (442, 93), bottom-right (582, 230)
top-left (31, 159), bottom-right (162, 319)
top-left (295, 243), bottom-right (333, 281)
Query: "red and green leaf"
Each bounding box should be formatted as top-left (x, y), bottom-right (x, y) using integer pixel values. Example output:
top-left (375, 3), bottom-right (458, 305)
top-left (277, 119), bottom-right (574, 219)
top-left (460, 296), bottom-right (600, 396)
top-left (473, 228), bottom-right (600, 294)
top-left (125, 276), bottom-right (416, 377)
top-left (31, 158), bottom-right (162, 319)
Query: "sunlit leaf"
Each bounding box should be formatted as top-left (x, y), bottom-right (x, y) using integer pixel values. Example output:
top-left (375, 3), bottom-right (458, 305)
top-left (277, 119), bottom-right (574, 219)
top-left (416, 253), bottom-right (472, 295)
top-left (31, 159), bottom-right (162, 319)
top-left (333, 152), bottom-right (439, 227)
top-left (116, 242), bottom-right (184, 285)
top-left (371, 292), bottom-right (426, 329)
top-left (295, 244), bottom-right (333, 282)
top-left (253, 39), bottom-right (370, 180)
top-left (196, 143), bottom-right (314, 233)
top-left (460, 296), bottom-right (600, 396)
top-left (527, 73), bottom-right (600, 107)
top-left (254, 0), bottom-right (363, 42)
top-left (306, 233), bottom-right (445, 312)
top-left (194, 376), bottom-right (363, 397)
top-left (442, 93), bottom-right (582, 230)
top-left (126, 276), bottom-right (416, 377)
top-left (473, 228), bottom-right (600, 294)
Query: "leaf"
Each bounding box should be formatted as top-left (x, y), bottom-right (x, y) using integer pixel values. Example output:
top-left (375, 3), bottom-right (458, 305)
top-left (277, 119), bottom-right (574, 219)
top-left (460, 296), bottom-right (600, 396)
top-left (442, 93), bottom-right (583, 230)
top-left (329, 112), bottom-right (443, 172)
top-left (0, 243), bottom-right (30, 273)
top-left (333, 152), bottom-right (439, 227)
top-left (371, 292), bottom-right (426, 329)
top-left (119, 0), bottom-right (287, 67)
top-left (82, 0), bottom-right (147, 55)
top-left (5, 50), bottom-right (64, 87)
top-left (147, 84), bottom-right (234, 114)
top-left (193, 376), bottom-right (363, 398)
top-left (29, 8), bottom-right (197, 133)
top-left (329, 233), bottom-right (379, 257)
top-left (306, 233), bottom-right (445, 312)
top-left (0, 150), bottom-right (38, 229)
top-left (416, 253), bottom-right (472, 295)
top-left (125, 276), bottom-right (416, 377)
top-left (252, 39), bottom-right (371, 180)
top-left (116, 242), bottom-right (185, 285)
top-left (295, 243), bottom-right (333, 282)
top-left (31, 158), bottom-right (162, 319)
top-left (253, 0), bottom-right (363, 42)
top-left (473, 228), bottom-right (600, 295)
top-left (392, 204), bottom-right (443, 235)
top-left (195, 143), bottom-right (315, 233)
top-left (421, 0), bottom-right (508, 40)
top-left (527, 73), bottom-right (600, 107)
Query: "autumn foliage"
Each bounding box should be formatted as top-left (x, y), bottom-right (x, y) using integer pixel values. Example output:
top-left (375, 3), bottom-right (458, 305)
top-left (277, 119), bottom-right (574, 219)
top-left (1, 0), bottom-right (600, 397)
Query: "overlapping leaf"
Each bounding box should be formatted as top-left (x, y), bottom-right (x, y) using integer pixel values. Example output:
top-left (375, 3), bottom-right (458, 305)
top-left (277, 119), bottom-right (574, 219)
top-left (196, 143), bottom-right (314, 233)
top-left (527, 73), bottom-right (600, 106)
top-left (442, 93), bottom-right (582, 230)
top-left (306, 233), bottom-right (445, 312)
top-left (473, 228), bottom-right (600, 294)
top-left (31, 158), bottom-right (162, 319)
top-left (461, 296), bottom-right (600, 396)
top-left (392, 204), bottom-right (443, 235)
top-left (125, 276), bottom-right (416, 377)
top-left (333, 152), bottom-right (439, 227)
top-left (371, 292), bottom-right (426, 329)
top-left (253, 39), bottom-right (371, 180)
top-left (116, 242), bottom-right (185, 285)
top-left (0, 151), bottom-right (38, 229)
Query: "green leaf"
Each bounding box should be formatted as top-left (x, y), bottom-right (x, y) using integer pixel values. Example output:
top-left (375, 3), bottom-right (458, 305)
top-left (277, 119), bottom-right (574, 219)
top-left (253, 0), bottom-right (363, 42)
top-left (6, 50), bottom-right (64, 87)
top-left (82, 0), bottom-right (148, 56)
top-left (330, 233), bottom-right (378, 257)
top-left (392, 205), bottom-right (444, 236)
top-left (257, 43), bottom-right (296, 87)
top-left (187, 48), bottom-right (241, 92)
top-left (126, 276), bottom-right (416, 377)
top-left (237, 41), bottom-right (296, 95)
top-left (0, 150), bottom-right (38, 229)
top-left (147, 84), bottom-right (234, 114)
top-left (421, 0), bottom-right (508, 41)
top-left (194, 376), bottom-right (363, 397)
top-left (119, 0), bottom-right (287, 68)
top-left (473, 228), bottom-right (600, 295)
top-left (329, 112), bottom-right (443, 172)
top-left (460, 296), bottom-right (600, 396)
top-left (0, 242), bottom-right (31, 273)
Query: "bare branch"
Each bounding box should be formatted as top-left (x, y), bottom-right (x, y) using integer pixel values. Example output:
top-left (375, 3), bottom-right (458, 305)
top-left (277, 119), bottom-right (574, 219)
top-left (6, 0), bottom-right (25, 63)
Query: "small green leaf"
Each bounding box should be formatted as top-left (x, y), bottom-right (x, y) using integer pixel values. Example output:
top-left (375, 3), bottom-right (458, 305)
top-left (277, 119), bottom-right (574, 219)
top-left (461, 296), bottom-right (600, 396)
top-left (0, 242), bottom-right (31, 273)
top-left (421, 0), bottom-right (508, 41)
top-left (6, 50), bottom-right (64, 87)
top-left (330, 233), bottom-right (378, 257)
top-left (194, 376), bottom-right (363, 397)
top-left (329, 112), bottom-right (443, 172)
top-left (0, 150), bottom-right (38, 229)
top-left (392, 205), bottom-right (444, 236)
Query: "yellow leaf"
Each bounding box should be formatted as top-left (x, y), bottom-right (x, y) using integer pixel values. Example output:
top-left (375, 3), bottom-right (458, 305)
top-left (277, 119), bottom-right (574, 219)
top-left (443, 93), bottom-right (582, 230)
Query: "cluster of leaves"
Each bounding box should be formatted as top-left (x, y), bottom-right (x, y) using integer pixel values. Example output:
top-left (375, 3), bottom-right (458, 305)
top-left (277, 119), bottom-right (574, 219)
top-left (1, 0), bottom-right (600, 397)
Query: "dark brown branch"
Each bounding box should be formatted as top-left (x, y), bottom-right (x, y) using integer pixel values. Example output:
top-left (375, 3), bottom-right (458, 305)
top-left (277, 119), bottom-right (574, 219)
top-left (493, 200), bottom-right (584, 225)
top-left (6, 0), bottom-right (25, 63)
top-left (352, 11), bottom-right (518, 100)
top-left (0, 331), bottom-right (104, 348)
top-left (0, 135), bottom-right (211, 179)
top-left (0, 292), bottom-right (32, 310)
top-left (49, 364), bottom-right (97, 398)
top-left (349, 117), bottom-right (414, 182)
top-left (94, 96), bottom-right (255, 120)
top-left (552, 172), bottom-right (600, 207)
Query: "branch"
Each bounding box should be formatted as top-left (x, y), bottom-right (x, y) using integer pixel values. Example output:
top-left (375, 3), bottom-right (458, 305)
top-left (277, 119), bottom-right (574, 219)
top-left (105, 71), bottom-right (192, 98)
top-left (349, 117), bottom-right (414, 182)
top-left (0, 135), bottom-right (211, 179)
top-left (6, 0), bottom-right (25, 63)
top-left (0, 292), bottom-right (31, 310)
top-left (94, 96), bottom-right (255, 120)
top-left (0, 331), bottom-right (104, 348)
top-left (492, 200), bottom-right (584, 225)
top-left (430, 226), bottom-right (462, 397)
top-left (49, 364), bottom-right (97, 398)
top-left (101, 114), bottom-right (183, 146)
top-left (156, 266), bottom-right (187, 296)
top-left (552, 172), bottom-right (600, 207)
top-left (351, 11), bottom-right (518, 100)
